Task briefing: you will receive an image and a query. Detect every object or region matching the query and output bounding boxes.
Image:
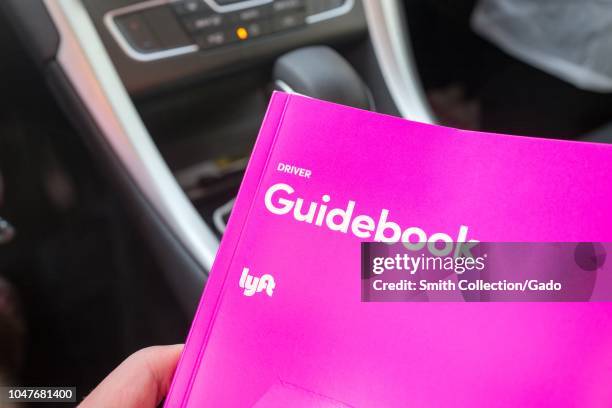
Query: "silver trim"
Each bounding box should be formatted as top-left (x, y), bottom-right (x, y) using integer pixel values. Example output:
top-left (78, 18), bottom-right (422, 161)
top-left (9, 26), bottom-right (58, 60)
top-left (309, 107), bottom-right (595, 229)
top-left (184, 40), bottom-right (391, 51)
top-left (306, 0), bottom-right (354, 24)
top-left (204, 0), bottom-right (272, 13)
top-left (44, 0), bottom-right (220, 271)
top-left (104, 0), bottom-right (199, 62)
top-left (275, 78), bottom-right (376, 111)
top-left (363, 1), bottom-right (435, 123)
top-left (274, 79), bottom-right (296, 93)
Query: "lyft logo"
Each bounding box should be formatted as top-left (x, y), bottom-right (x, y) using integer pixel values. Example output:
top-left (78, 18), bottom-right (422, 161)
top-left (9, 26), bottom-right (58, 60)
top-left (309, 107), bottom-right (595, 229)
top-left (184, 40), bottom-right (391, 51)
top-left (239, 267), bottom-right (275, 297)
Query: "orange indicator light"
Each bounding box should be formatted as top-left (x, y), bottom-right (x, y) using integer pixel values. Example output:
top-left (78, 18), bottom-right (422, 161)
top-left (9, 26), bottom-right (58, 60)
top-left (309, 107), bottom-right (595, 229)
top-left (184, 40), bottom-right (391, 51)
top-left (236, 27), bottom-right (249, 40)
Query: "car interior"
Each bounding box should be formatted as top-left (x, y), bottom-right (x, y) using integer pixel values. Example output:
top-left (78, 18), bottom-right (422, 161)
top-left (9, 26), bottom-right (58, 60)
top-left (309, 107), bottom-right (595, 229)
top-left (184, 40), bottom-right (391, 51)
top-left (0, 0), bottom-right (611, 400)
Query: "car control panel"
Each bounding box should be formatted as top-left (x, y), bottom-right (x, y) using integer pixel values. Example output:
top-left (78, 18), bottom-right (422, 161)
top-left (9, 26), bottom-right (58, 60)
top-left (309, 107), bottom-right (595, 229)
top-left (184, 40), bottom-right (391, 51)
top-left (105, 0), bottom-right (355, 61)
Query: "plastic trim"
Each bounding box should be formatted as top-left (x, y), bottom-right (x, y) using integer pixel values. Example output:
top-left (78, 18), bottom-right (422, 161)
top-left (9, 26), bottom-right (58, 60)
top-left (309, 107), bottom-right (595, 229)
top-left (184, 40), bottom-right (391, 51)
top-left (363, 1), bottom-right (434, 123)
top-left (306, 0), bottom-right (354, 24)
top-left (44, 0), bottom-right (220, 272)
top-left (203, 0), bottom-right (272, 13)
top-left (104, 0), bottom-right (199, 62)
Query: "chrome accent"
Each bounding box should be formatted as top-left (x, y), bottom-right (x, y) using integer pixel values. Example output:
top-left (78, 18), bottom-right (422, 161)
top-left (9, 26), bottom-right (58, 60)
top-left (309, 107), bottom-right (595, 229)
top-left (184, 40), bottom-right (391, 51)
top-left (44, 0), bottom-right (220, 271)
top-left (363, 1), bottom-right (435, 123)
top-left (276, 79), bottom-right (376, 111)
top-left (306, 0), bottom-right (355, 24)
top-left (203, 0), bottom-right (272, 13)
top-left (104, 0), bottom-right (199, 62)
top-left (274, 79), bottom-right (296, 94)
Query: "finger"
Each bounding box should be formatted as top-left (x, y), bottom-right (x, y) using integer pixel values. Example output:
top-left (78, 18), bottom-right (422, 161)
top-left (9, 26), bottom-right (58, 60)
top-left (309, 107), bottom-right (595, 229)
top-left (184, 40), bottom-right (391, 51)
top-left (79, 344), bottom-right (184, 408)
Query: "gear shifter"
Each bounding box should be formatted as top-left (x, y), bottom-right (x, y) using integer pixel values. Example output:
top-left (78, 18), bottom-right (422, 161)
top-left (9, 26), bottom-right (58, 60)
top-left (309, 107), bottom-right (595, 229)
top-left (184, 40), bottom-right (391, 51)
top-left (214, 47), bottom-right (374, 237)
top-left (273, 46), bottom-right (374, 111)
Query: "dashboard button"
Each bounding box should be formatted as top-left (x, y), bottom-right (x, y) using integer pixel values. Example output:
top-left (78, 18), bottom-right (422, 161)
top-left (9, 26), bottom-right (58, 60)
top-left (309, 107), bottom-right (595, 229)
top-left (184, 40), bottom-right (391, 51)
top-left (273, 11), bottom-right (306, 31)
top-left (173, 0), bottom-right (206, 15)
top-left (232, 20), bottom-right (271, 39)
top-left (273, 0), bottom-right (305, 12)
top-left (244, 20), bottom-right (271, 37)
top-left (143, 6), bottom-right (193, 49)
top-left (184, 13), bottom-right (225, 32)
top-left (115, 13), bottom-right (161, 53)
top-left (195, 29), bottom-right (237, 48)
top-left (232, 7), bottom-right (268, 23)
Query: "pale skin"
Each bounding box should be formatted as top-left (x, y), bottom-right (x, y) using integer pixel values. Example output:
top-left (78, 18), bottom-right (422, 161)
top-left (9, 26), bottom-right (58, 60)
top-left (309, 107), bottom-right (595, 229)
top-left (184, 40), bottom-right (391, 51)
top-left (79, 344), bottom-right (183, 408)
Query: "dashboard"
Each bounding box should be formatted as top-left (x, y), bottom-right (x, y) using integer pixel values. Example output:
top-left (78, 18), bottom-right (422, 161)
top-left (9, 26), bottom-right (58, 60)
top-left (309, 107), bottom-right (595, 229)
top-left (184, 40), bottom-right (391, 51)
top-left (84, 0), bottom-right (366, 94)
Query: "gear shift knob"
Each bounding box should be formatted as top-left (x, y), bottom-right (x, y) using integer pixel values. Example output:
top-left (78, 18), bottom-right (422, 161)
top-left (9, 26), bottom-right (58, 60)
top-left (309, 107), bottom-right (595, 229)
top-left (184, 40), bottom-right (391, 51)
top-left (273, 46), bottom-right (373, 110)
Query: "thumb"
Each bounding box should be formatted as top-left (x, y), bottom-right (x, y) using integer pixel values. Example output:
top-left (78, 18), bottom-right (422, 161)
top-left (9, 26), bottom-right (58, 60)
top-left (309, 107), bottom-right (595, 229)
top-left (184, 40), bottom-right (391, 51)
top-left (79, 344), bottom-right (184, 408)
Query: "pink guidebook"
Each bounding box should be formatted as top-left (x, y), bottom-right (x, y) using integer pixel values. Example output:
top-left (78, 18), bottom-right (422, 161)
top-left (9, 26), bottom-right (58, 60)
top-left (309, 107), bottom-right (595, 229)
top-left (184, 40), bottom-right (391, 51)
top-left (165, 92), bottom-right (612, 407)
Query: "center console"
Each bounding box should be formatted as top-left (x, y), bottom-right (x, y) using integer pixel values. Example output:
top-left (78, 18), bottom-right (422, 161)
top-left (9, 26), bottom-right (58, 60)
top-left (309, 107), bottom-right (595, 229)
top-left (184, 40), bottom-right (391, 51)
top-left (75, 0), bottom-right (370, 241)
top-left (84, 0), bottom-right (366, 94)
top-left (4, 0), bottom-right (430, 312)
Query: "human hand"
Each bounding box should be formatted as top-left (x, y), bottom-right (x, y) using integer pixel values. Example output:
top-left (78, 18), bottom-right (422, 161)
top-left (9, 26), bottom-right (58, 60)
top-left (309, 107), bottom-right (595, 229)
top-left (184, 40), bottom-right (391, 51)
top-left (79, 344), bottom-right (183, 408)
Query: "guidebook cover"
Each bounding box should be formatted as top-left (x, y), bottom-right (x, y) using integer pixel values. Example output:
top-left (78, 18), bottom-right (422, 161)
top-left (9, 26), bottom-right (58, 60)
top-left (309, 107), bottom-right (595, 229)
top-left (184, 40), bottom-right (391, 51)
top-left (165, 92), bottom-right (612, 407)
